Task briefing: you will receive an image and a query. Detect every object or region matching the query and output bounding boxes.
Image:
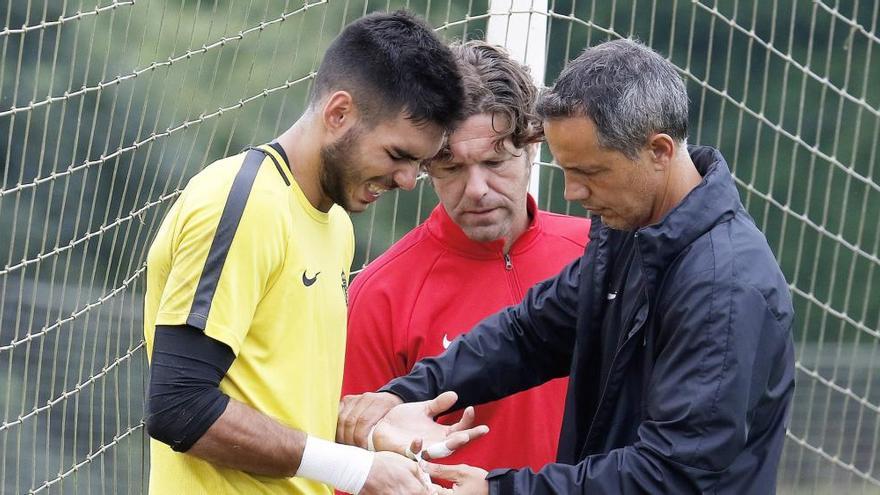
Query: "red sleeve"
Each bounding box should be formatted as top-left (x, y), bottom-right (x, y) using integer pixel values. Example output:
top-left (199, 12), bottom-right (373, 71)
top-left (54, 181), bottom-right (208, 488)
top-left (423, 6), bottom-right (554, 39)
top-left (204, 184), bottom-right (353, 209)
top-left (341, 270), bottom-right (408, 397)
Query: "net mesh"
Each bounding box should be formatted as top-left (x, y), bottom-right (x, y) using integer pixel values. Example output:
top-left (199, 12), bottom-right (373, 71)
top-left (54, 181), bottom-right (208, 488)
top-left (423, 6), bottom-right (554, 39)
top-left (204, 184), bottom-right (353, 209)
top-left (0, 1), bottom-right (877, 493)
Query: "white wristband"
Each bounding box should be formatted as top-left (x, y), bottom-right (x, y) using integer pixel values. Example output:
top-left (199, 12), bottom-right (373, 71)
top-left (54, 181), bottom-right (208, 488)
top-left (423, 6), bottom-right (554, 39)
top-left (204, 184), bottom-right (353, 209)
top-left (296, 436), bottom-right (375, 494)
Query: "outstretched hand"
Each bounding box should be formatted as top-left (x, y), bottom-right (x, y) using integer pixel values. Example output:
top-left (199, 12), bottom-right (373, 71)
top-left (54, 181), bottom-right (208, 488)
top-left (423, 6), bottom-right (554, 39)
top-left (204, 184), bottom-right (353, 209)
top-left (371, 391), bottom-right (489, 458)
top-left (337, 391), bottom-right (489, 460)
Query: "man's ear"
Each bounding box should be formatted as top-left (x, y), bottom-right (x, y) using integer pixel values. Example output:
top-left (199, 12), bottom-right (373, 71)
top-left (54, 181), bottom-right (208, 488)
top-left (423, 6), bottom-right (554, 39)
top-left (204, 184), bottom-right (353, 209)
top-left (646, 132), bottom-right (675, 171)
top-left (321, 91), bottom-right (359, 138)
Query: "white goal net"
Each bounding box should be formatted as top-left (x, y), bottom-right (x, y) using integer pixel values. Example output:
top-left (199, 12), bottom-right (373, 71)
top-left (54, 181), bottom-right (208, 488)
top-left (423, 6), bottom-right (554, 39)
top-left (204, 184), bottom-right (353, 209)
top-left (1, 1), bottom-right (877, 493)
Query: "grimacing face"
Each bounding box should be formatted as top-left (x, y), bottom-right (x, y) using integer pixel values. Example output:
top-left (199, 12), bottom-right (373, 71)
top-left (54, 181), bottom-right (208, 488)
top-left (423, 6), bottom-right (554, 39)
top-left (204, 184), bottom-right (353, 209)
top-left (427, 113), bottom-right (532, 245)
top-left (320, 113), bottom-right (445, 213)
top-left (543, 116), bottom-right (660, 231)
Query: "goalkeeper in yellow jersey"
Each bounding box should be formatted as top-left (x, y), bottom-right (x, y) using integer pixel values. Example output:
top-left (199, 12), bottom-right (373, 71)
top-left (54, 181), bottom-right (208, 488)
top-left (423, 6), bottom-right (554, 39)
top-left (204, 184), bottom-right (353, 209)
top-left (142, 10), bottom-right (487, 495)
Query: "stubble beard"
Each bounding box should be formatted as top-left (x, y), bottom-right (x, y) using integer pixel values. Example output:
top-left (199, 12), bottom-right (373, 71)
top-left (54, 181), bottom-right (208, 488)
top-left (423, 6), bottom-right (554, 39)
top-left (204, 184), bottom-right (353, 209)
top-left (319, 127), bottom-right (362, 212)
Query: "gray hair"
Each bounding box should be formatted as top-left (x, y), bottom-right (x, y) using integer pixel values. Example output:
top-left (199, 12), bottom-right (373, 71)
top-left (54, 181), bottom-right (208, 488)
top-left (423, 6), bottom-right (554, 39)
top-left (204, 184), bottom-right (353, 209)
top-left (536, 38), bottom-right (688, 160)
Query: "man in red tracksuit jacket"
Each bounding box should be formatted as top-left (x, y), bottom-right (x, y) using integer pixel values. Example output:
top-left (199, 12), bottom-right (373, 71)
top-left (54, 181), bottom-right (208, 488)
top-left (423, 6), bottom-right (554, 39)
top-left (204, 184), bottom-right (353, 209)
top-left (341, 41), bottom-right (590, 474)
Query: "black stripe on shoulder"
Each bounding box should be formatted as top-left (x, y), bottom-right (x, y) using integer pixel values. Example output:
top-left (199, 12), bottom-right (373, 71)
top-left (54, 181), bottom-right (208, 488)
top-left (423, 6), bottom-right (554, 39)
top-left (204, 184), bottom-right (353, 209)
top-left (246, 144), bottom-right (290, 187)
top-left (268, 141), bottom-right (289, 168)
top-left (187, 149), bottom-right (265, 330)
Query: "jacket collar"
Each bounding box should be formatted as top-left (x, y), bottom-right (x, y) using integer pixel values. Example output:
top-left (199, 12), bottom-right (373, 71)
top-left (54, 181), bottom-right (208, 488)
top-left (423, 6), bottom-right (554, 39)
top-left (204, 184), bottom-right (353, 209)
top-left (594, 145), bottom-right (741, 296)
top-left (426, 194), bottom-right (544, 259)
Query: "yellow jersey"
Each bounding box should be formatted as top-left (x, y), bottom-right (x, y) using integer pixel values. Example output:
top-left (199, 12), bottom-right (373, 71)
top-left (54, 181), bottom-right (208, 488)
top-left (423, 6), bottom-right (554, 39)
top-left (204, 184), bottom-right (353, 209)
top-left (144, 144), bottom-right (354, 494)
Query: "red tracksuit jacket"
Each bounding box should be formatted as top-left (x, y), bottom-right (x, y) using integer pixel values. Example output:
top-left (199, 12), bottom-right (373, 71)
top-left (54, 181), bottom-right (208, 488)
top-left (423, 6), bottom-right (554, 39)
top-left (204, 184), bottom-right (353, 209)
top-left (342, 196), bottom-right (590, 472)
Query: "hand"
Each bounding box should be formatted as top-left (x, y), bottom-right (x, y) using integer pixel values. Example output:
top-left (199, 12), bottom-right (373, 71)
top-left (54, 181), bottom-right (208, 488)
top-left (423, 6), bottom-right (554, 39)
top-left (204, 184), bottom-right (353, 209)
top-left (371, 391), bottom-right (489, 458)
top-left (358, 451), bottom-right (431, 495)
top-left (422, 461), bottom-right (489, 495)
top-left (338, 392), bottom-right (403, 448)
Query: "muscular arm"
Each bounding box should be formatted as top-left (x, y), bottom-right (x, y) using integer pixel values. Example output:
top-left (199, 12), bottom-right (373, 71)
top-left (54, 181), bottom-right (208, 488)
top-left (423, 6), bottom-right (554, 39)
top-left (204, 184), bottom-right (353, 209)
top-left (146, 324), bottom-right (305, 476)
top-left (147, 329), bottom-right (433, 494)
top-left (188, 399), bottom-right (306, 477)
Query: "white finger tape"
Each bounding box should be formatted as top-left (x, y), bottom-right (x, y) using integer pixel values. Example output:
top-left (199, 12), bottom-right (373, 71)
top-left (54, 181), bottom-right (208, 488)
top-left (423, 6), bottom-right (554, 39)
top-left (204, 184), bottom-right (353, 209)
top-left (366, 423), bottom-right (378, 452)
top-left (424, 442), bottom-right (454, 459)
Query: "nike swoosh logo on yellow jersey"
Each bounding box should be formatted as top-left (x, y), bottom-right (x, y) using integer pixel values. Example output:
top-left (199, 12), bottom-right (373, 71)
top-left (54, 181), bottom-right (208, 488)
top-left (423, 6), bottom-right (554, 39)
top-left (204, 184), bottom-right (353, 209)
top-left (302, 270), bottom-right (320, 287)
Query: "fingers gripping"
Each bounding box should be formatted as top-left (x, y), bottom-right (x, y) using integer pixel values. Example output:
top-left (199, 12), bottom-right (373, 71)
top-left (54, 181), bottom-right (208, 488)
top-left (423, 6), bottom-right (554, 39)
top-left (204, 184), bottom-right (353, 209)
top-left (337, 393), bottom-right (401, 448)
top-left (352, 402), bottom-right (381, 448)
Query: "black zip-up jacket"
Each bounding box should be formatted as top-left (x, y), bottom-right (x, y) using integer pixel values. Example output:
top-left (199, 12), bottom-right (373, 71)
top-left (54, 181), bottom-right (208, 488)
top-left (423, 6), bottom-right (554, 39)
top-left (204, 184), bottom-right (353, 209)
top-left (383, 146), bottom-right (796, 494)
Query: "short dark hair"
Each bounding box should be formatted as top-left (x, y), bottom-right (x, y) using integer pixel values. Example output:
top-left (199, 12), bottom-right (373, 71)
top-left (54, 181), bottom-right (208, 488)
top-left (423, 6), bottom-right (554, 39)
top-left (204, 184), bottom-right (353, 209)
top-left (312, 10), bottom-right (464, 128)
top-left (536, 38), bottom-right (689, 159)
top-left (451, 40), bottom-right (541, 150)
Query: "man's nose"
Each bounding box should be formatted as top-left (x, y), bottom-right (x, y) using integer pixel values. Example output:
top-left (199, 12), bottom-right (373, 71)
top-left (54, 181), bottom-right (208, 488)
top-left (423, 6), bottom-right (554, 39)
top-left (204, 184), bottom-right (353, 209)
top-left (393, 162), bottom-right (419, 191)
top-left (563, 180), bottom-right (589, 202)
top-left (463, 166), bottom-right (489, 200)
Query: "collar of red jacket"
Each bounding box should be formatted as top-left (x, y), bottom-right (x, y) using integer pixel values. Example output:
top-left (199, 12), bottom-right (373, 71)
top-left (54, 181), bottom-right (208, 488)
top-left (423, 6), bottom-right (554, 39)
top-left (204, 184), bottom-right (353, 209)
top-left (426, 194), bottom-right (545, 259)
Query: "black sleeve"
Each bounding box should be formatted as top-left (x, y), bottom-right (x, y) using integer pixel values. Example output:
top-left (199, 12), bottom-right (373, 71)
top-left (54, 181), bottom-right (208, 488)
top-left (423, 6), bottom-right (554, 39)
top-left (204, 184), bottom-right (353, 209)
top-left (145, 325), bottom-right (235, 452)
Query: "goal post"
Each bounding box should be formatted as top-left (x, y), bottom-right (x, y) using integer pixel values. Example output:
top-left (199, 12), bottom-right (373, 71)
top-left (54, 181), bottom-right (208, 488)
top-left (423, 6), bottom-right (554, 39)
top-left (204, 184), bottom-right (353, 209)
top-left (485, 0), bottom-right (549, 203)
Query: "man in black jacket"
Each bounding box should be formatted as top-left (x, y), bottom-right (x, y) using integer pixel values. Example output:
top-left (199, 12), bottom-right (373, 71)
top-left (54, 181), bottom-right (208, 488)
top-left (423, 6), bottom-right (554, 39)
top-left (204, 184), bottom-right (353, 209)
top-left (337, 38), bottom-right (795, 494)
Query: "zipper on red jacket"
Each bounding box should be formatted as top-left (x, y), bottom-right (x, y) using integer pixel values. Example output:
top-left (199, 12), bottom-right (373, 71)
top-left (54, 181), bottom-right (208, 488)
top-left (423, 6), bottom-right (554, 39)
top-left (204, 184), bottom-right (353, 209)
top-left (503, 253), bottom-right (526, 300)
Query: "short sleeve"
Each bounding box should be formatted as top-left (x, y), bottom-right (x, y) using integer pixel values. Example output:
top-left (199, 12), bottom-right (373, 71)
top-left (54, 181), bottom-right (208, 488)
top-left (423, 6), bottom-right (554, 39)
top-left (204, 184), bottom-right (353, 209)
top-left (155, 152), bottom-right (288, 355)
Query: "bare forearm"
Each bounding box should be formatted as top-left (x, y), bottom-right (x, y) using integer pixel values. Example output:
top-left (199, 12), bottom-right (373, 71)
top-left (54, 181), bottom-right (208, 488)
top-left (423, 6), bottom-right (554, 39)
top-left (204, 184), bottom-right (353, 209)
top-left (187, 399), bottom-right (306, 477)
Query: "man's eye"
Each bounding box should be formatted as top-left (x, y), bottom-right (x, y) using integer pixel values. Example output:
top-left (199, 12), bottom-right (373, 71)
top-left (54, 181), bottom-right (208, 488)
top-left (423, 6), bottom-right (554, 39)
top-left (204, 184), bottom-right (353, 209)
top-left (484, 161), bottom-right (502, 168)
top-left (389, 151), bottom-right (415, 162)
top-left (428, 163), bottom-right (460, 177)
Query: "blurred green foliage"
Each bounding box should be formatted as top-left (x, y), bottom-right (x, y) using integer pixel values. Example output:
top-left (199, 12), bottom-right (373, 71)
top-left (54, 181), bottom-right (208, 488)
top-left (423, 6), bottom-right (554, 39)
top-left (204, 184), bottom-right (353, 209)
top-left (1, 0), bottom-right (878, 492)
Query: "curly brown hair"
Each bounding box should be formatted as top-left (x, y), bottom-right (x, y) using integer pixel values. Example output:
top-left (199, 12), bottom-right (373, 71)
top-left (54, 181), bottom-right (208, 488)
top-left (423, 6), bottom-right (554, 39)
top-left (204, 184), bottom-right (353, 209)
top-left (448, 40), bottom-right (543, 151)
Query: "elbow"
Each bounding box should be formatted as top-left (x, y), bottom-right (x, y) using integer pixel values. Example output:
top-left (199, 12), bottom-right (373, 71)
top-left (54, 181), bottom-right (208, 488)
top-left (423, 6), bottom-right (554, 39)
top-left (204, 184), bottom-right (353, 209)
top-left (144, 402), bottom-right (161, 440)
top-left (144, 411), bottom-right (168, 447)
top-left (145, 387), bottom-right (228, 452)
top-left (145, 395), bottom-right (191, 452)
top-left (146, 325), bottom-right (234, 452)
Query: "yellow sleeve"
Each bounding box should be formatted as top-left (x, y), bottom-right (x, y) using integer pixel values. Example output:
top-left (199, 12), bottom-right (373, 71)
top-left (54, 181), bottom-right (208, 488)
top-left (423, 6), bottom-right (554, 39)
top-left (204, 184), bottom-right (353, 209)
top-left (155, 156), bottom-right (288, 355)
